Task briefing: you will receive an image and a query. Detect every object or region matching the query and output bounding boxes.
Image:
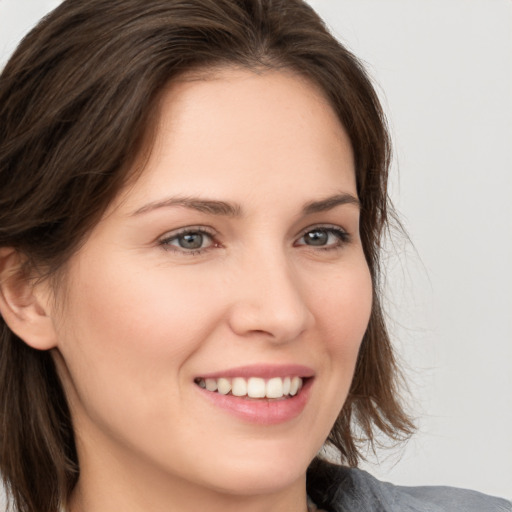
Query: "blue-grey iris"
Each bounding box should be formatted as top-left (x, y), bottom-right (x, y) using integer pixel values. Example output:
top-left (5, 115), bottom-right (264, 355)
top-left (179, 232), bottom-right (204, 249)
top-left (305, 230), bottom-right (328, 246)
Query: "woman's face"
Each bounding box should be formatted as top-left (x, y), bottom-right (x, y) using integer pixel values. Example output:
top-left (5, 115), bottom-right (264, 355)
top-left (51, 68), bottom-right (372, 501)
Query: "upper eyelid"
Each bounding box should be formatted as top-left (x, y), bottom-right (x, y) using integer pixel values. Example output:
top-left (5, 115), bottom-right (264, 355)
top-left (158, 223), bottom-right (348, 240)
top-left (294, 226), bottom-right (350, 246)
top-left (158, 225), bottom-right (217, 240)
top-left (296, 223), bottom-right (349, 239)
top-left (156, 227), bottom-right (217, 254)
top-left (157, 224), bottom-right (349, 252)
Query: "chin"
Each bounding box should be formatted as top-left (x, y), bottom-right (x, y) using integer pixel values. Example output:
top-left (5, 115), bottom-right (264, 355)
top-left (189, 443), bottom-right (314, 496)
top-left (205, 463), bottom-right (307, 497)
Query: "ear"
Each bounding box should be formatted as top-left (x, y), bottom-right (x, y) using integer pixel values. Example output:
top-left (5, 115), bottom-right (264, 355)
top-left (0, 248), bottom-right (58, 350)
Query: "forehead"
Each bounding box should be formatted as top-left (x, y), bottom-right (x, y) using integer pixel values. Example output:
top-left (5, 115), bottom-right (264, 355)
top-left (113, 67), bottom-right (355, 214)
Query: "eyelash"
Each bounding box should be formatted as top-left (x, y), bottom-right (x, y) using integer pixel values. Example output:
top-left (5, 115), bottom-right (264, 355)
top-left (158, 225), bottom-right (351, 256)
top-left (296, 226), bottom-right (351, 251)
top-left (158, 226), bottom-right (218, 256)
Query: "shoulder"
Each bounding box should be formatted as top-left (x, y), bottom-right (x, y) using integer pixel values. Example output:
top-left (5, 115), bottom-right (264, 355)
top-left (307, 459), bottom-right (512, 512)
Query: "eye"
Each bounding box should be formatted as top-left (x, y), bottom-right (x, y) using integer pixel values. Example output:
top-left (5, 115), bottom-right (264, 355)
top-left (159, 227), bottom-right (217, 254)
top-left (295, 226), bottom-right (350, 249)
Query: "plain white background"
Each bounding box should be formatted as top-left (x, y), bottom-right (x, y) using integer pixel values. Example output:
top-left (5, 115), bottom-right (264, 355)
top-left (1, 0), bottom-right (511, 501)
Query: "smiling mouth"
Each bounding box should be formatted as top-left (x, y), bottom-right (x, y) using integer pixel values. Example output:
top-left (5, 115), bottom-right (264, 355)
top-left (194, 376), bottom-right (306, 400)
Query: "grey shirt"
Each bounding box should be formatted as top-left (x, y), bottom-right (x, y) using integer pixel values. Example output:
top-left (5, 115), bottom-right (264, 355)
top-left (306, 459), bottom-right (512, 511)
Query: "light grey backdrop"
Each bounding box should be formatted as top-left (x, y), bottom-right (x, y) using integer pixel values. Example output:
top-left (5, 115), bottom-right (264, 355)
top-left (1, 0), bottom-right (511, 501)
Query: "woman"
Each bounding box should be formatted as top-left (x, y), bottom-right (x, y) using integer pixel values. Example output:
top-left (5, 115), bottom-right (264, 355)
top-left (0, 1), bottom-right (510, 511)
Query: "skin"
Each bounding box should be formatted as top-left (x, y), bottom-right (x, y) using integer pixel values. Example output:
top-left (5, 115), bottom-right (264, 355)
top-left (9, 68), bottom-right (373, 512)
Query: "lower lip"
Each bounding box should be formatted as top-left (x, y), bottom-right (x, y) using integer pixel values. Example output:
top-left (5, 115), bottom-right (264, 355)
top-left (195, 378), bottom-right (313, 425)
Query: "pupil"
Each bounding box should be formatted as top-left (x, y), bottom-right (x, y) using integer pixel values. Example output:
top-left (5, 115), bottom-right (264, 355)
top-left (179, 233), bottom-right (203, 249)
top-left (306, 230), bottom-right (328, 246)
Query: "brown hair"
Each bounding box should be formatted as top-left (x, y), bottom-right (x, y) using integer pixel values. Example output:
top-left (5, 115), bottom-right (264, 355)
top-left (0, 0), bottom-right (414, 510)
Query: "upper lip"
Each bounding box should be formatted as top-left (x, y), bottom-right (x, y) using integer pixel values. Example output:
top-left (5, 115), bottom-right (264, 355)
top-left (197, 364), bottom-right (315, 380)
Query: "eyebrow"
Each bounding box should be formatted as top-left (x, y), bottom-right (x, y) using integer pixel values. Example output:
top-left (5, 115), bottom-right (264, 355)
top-left (131, 196), bottom-right (242, 217)
top-left (130, 192), bottom-right (360, 217)
top-left (302, 193), bottom-right (360, 214)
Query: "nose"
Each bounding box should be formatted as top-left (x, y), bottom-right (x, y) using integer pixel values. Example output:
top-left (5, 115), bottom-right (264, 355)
top-left (226, 250), bottom-right (314, 343)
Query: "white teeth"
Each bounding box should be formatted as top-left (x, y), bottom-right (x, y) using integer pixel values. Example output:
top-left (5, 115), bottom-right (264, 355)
top-left (232, 377), bottom-right (247, 397)
top-left (247, 377), bottom-right (266, 398)
top-left (217, 378), bottom-right (231, 395)
top-left (290, 376), bottom-right (301, 396)
top-left (266, 377), bottom-right (284, 398)
top-left (205, 378), bottom-right (217, 392)
top-left (283, 376), bottom-right (291, 395)
top-left (197, 376), bottom-right (305, 399)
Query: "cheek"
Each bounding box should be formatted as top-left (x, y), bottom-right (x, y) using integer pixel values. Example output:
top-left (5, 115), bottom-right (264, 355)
top-left (291, 256), bottom-right (373, 450)
top-left (53, 258), bottom-right (234, 452)
top-left (311, 256), bottom-right (373, 404)
top-left (54, 255), bottom-right (225, 408)
top-left (68, 255), bottom-right (217, 344)
top-left (316, 258), bottom-right (373, 351)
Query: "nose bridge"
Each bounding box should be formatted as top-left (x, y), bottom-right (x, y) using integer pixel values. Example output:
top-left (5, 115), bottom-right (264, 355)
top-left (227, 243), bottom-right (313, 342)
